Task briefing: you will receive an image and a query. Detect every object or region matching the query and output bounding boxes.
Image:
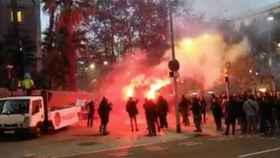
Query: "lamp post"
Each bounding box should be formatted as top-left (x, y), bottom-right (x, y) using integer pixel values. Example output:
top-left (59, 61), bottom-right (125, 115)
top-left (168, 0), bottom-right (181, 133)
top-left (266, 15), bottom-right (276, 93)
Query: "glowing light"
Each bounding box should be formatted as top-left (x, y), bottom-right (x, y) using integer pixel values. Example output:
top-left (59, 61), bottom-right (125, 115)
top-left (145, 79), bottom-right (170, 100)
top-left (103, 61), bottom-right (109, 66)
top-left (203, 33), bottom-right (210, 39)
top-left (123, 85), bottom-right (134, 100)
top-left (258, 88), bottom-right (267, 93)
top-left (249, 69), bottom-right (253, 74)
top-left (89, 63), bottom-right (96, 69)
top-left (179, 38), bottom-right (194, 54)
top-left (122, 75), bottom-right (145, 100)
top-left (192, 92), bottom-right (199, 96)
top-left (122, 75), bottom-right (171, 101)
top-left (208, 91), bottom-right (214, 94)
top-left (267, 16), bottom-right (274, 21)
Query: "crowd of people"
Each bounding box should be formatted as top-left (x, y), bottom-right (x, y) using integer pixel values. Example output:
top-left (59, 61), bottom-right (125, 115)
top-left (86, 91), bottom-right (280, 137)
top-left (210, 92), bottom-right (280, 136)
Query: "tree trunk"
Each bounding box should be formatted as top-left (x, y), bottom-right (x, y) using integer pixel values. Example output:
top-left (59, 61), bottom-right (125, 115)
top-left (64, 33), bottom-right (77, 91)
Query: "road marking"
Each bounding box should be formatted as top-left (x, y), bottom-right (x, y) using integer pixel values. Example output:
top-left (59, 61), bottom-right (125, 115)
top-left (178, 141), bottom-right (202, 146)
top-left (53, 136), bottom-right (190, 158)
top-left (145, 145), bottom-right (166, 152)
top-left (23, 153), bottom-right (36, 158)
top-left (108, 151), bottom-right (131, 157)
top-left (239, 147), bottom-right (280, 158)
top-left (210, 136), bottom-right (235, 141)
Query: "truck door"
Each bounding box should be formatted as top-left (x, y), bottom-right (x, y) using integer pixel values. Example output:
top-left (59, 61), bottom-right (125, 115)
top-left (30, 99), bottom-right (44, 127)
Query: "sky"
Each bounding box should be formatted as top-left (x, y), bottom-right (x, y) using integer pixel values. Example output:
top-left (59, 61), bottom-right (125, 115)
top-left (40, 0), bottom-right (280, 31)
top-left (192, 0), bottom-right (280, 18)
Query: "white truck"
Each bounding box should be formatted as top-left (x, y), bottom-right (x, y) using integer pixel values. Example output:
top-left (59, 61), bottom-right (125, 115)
top-left (0, 95), bottom-right (81, 137)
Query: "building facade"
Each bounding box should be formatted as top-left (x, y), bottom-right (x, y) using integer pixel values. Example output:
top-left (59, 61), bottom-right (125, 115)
top-left (0, 0), bottom-right (41, 77)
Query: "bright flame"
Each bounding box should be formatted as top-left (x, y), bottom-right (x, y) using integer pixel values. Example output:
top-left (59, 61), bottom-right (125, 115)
top-left (145, 79), bottom-right (170, 100)
top-left (122, 74), bottom-right (170, 101)
top-left (122, 75), bottom-right (145, 100)
top-left (258, 88), bottom-right (267, 93)
top-left (123, 85), bottom-right (134, 100)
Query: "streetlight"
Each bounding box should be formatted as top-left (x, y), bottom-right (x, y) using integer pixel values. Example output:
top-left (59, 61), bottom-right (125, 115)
top-left (249, 69), bottom-right (253, 74)
top-left (267, 16), bottom-right (275, 22)
top-left (89, 63), bottom-right (96, 70)
top-left (103, 60), bottom-right (109, 66)
top-left (277, 43), bottom-right (280, 48)
top-left (266, 14), bottom-right (276, 93)
top-left (168, 0), bottom-right (181, 133)
top-left (266, 14), bottom-right (274, 67)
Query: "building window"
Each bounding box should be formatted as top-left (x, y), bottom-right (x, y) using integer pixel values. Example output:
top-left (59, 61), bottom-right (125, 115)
top-left (10, 10), bottom-right (23, 23)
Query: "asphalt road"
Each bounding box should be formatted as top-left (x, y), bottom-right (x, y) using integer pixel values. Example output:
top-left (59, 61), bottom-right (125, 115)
top-left (64, 135), bottom-right (280, 158)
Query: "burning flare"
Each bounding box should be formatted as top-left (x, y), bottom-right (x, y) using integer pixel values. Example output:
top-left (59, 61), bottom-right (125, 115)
top-left (145, 79), bottom-right (170, 100)
top-left (122, 74), bottom-right (170, 101)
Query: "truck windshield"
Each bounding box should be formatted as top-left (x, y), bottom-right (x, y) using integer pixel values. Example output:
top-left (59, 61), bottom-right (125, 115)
top-left (0, 99), bottom-right (29, 114)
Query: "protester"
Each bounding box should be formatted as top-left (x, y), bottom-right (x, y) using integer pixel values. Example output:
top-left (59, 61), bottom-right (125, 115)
top-left (200, 96), bottom-right (207, 123)
top-left (211, 94), bottom-right (223, 131)
top-left (98, 97), bottom-right (112, 135)
top-left (191, 96), bottom-right (202, 132)
top-left (243, 95), bottom-right (259, 134)
top-left (87, 100), bottom-right (95, 128)
top-left (224, 96), bottom-right (237, 135)
top-left (143, 99), bottom-right (157, 136)
top-left (126, 97), bottom-right (139, 132)
top-left (179, 95), bottom-right (190, 126)
top-left (157, 96), bottom-right (169, 129)
top-left (276, 93), bottom-right (280, 129)
top-left (8, 77), bottom-right (19, 96)
top-left (236, 95), bottom-right (247, 134)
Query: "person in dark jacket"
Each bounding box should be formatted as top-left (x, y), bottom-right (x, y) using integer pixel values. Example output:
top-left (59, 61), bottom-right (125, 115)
top-left (126, 97), bottom-right (139, 132)
top-left (98, 97), bottom-right (112, 135)
top-left (224, 96), bottom-right (238, 135)
top-left (200, 96), bottom-right (207, 123)
top-left (87, 100), bottom-right (95, 128)
top-left (211, 94), bottom-right (223, 131)
top-left (192, 96), bottom-right (202, 132)
top-left (8, 77), bottom-right (19, 96)
top-left (157, 96), bottom-right (169, 129)
top-left (276, 94), bottom-right (280, 129)
top-left (179, 95), bottom-right (190, 126)
top-left (262, 93), bottom-right (273, 135)
top-left (236, 95), bottom-right (247, 134)
top-left (143, 99), bottom-right (157, 136)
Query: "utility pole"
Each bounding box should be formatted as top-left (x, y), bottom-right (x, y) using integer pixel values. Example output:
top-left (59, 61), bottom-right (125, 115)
top-left (168, 0), bottom-right (181, 133)
top-left (267, 15), bottom-right (276, 93)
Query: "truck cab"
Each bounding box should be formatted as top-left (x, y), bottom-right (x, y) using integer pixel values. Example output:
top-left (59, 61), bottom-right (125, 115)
top-left (0, 96), bottom-right (45, 137)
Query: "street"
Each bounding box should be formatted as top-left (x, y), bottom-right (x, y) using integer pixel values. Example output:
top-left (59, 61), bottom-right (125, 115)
top-left (61, 135), bottom-right (280, 158)
top-left (0, 116), bottom-right (279, 158)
